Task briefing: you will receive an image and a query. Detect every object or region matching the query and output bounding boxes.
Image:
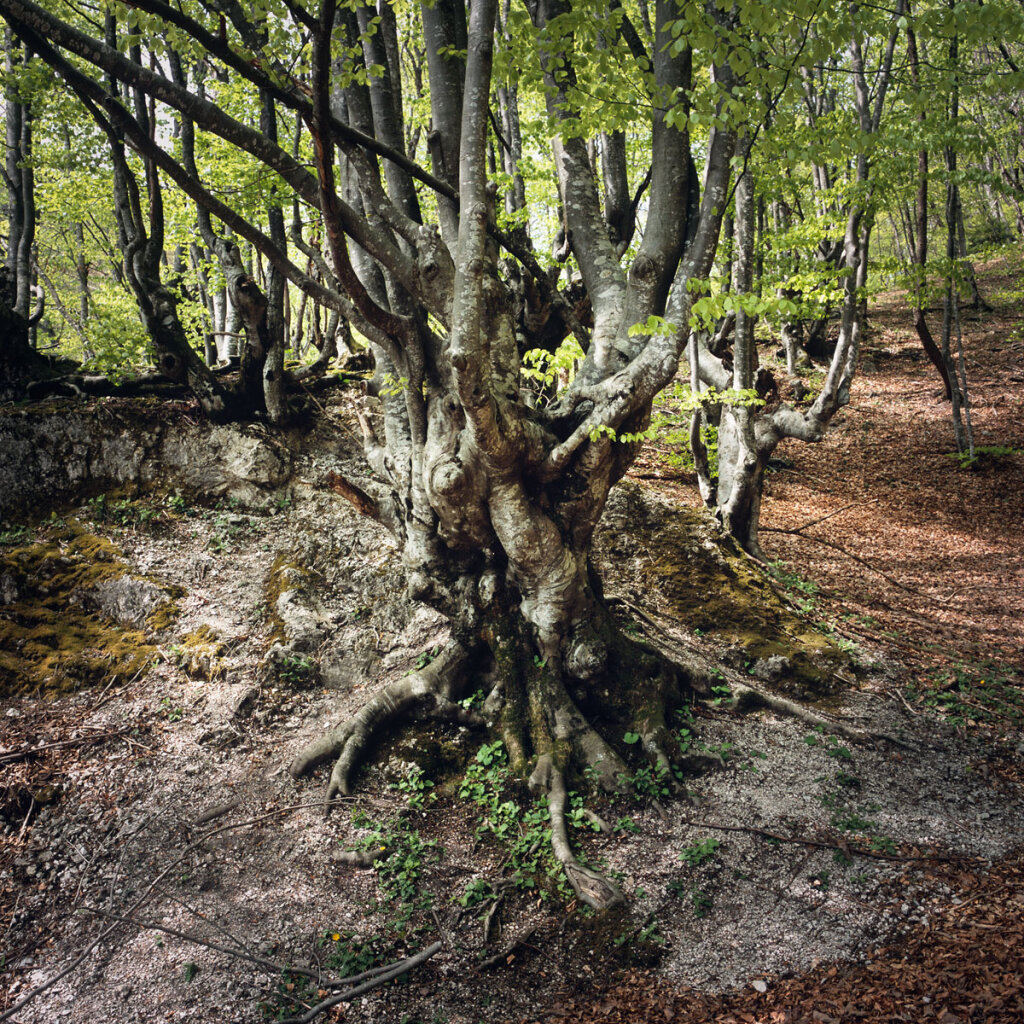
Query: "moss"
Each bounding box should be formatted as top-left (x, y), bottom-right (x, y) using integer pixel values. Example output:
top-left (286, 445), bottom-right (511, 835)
top-left (0, 519), bottom-right (172, 696)
top-left (264, 552), bottom-right (310, 644)
top-left (597, 483), bottom-right (849, 696)
top-left (146, 598), bottom-right (182, 632)
top-left (169, 625), bottom-right (228, 681)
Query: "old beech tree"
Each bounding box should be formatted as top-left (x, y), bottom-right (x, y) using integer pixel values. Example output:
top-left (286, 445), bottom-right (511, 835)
top-left (0, 0), bottom-right (906, 905)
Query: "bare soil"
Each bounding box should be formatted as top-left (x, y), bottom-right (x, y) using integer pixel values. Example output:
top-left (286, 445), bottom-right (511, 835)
top-left (2, 257), bottom-right (1023, 1024)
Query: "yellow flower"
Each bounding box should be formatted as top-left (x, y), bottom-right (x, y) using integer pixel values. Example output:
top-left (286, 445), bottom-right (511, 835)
top-left (331, 933), bottom-right (341, 942)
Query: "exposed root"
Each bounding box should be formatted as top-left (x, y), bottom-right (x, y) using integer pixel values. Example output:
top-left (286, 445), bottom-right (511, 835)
top-left (289, 639), bottom-right (482, 803)
top-left (530, 755), bottom-right (623, 910)
top-left (477, 926), bottom-right (537, 971)
top-left (572, 719), bottom-right (629, 794)
top-left (288, 607), bottom-right (905, 915)
top-left (728, 682), bottom-right (915, 749)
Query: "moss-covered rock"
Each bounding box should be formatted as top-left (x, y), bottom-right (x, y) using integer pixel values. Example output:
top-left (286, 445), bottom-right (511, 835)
top-left (264, 552), bottom-right (330, 651)
top-left (0, 519), bottom-right (179, 696)
top-left (169, 625), bottom-right (229, 681)
top-left (596, 483), bottom-right (848, 696)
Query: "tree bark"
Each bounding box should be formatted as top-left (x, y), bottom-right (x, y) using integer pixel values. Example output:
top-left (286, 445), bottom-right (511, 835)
top-left (906, 16), bottom-right (954, 400)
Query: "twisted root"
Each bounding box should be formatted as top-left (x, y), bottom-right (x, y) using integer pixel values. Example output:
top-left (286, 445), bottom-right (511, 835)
top-left (289, 639), bottom-right (481, 803)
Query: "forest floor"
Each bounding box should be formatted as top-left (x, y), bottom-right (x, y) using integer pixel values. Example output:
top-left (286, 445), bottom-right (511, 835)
top-left (2, 253), bottom-right (1024, 1024)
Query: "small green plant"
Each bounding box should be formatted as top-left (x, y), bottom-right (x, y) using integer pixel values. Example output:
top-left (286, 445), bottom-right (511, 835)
top-left (458, 689), bottom-right (484, 711)
top-left (668, 879), bottom-right (712, 917)
top-left (819, 782), bottom-right (897, 854)
top-left (691, 888), bottom-right (713, 918)
top-left (946, 444), bottom-right (1022, 470)
top-left (0, 524), bottom-right (31, 546)
top-left (567, 792), bottom-right (602, 832)
top-left (868, 835), bottom-right (898, 855)
top-left (86, 493), bottom-right (161, 529)
top-left (768, 561), bottom-right (821, 613)
top-left (391, 764), bottom-right (435, 810)
top-left (678, 837), bottom-right (721, 867)
top-left (165, 493), bottom-right (192, 516)
top-left (803, 729), bottom-right (852, 761)
top-left (407, 645), bottom-right (441, 674)
top-left (672, 705), bottom-right (697, 754)
top-left (278, 653), bottom-right (316, 686)
top-left (159, 696), bottom-right (183, 722)
top-left (349, 809), bottom-right (439, 930)
top-left (738, 748), bottom-right (768, 772)
top-left (457, 741), bottom-right (570, 899)
top-left (698, 740), bottom-right (737, 762)
top-left (907, 661), bottom-right (1024, 729)
top-left (620, 763), bottom-right (672, 800)
top-left (457, 878), bottom-right (496, 909)
top-left (182, 962), bottom-right (198, 983)
top-left (320, 930), bottom-right (381, 976)
top-left (708, 684), bottom-right (733, 707)
top-left (459, 742), bottom-right (520, 843)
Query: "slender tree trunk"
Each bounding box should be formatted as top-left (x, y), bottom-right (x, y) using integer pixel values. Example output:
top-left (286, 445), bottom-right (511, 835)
top-left (1, 31), bottom-right (47, 385)
top-left (261, 87), bottom-right (287, 423)
top-left (13, 67), bottom-right (34, 322)
top-left (291, 285), bottom-right (308, 356)
top-left (955, 202), bottom-right (985, 309)
top-left (99, 28), bottom-right (226, 414)
top-left (716, 149), bottom-right (766, 557)
top-left (942, 12), bottom-right (969, 452)
top-left (907, 19), bottom-right (954, 399)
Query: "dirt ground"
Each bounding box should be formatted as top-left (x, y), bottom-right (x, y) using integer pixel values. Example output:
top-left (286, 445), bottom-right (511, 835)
top-left (2, 256), bottom-right (1023, 1024)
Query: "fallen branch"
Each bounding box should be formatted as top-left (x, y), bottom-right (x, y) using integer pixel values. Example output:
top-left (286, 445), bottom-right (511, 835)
top-left (277, 942), bottom-right (443, 1024)
top-left (678, 818), bottom-right (977, 864)
top-left (82, 906), bottom-right (440, 1005)
top-left (326, 471), bottom-right (379, 520)
top-left (0, 798), bottom-right (350, 1023)
top-left (193, 798), bottom-right (242, 825)
top-left (772, 500), bottom-right (877, 535)
top-left (81, 907), bottom-right (316, 981)
top-left (477, 927), bottom-right (536, 970)
top-left (0, 728), bottom-right (131, 766)
top-left (761, 528), bottom-right (943, 601)
top-left (729, 683), bottom-right (914, 750)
